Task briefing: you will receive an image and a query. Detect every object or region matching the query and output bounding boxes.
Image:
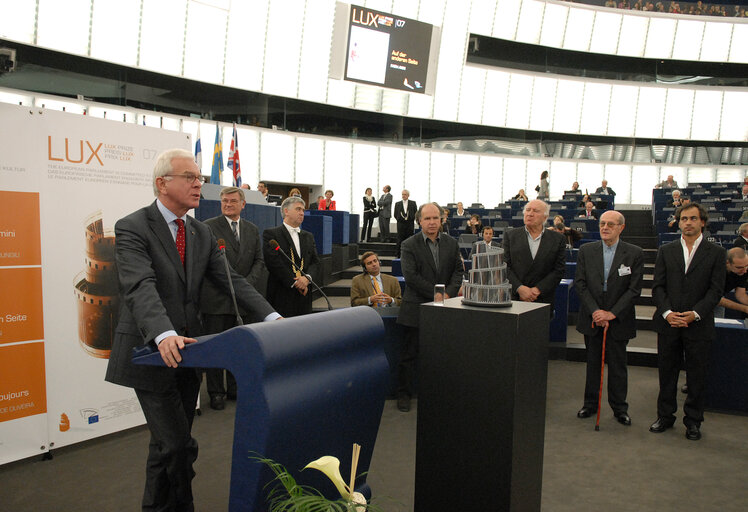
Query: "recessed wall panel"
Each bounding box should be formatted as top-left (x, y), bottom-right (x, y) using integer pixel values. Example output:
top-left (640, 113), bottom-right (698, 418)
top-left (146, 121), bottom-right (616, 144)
top-left (589, 11), bottom-right (621, 56)
top-left (644, 17), bottom-right (676, 59)
top-left (529, 76), bottom-right (557, 133)
top-left (672, 19), bottom-right (704, 62)
top-left (454, 154), bottom-right (480, 206)
top-left (405, 149), bottom-right (431, 208)
top-left (553, 80), bottom-right (584, 135)
top-left (351, 143), bottom-right (379, 216)
top-left (635, 87), bottom-right (666, 139)
top-left (430, 152), bottom-right (455, 205)
top-left (515, 0), bottom-right (544, 45)
top-left (617, 14), bottom-right (648, 57)
top-left (90, 0), bottom-right (140, 66)
top-left (690, 90), bottom-right (722, 141)
top-left (0, 0), bottom-right (39, 43)
top-left (580, 82), bottom-right (611, 136)
top-left (604, 164), bottom-right (632, 205)
top-left (458, 66), bottom-right (486, 125)
top-left (140, 0), bottom-right (187, 76)
top-left (478, 156), bottom-right (503, 209)
top-left (184, 2), bottom-right (227, 84)
top-left (506, 74), bottom-right (532, 130)
top-left (700, 22), bottom-right (731, 63)
top-left (719, 91), bottom-right (748, 142)
top-left (562, 8), bottom-right (594, 52)
top-left (263, 0), bottom-right (304, 98)
top-left (295, 137), bottom-right (324, 186)
top-left (482, 70), bottom-right (510, 127)
top-left (224, 1), bottom-right (268, 91)
top-left (261, 131), bottom-right (295, 183)
top-left (37, 0), bottom-right (91, 56)
top-left (608, 84), bottom-right (638, 137)
top-left (539, 2), bottom-right (568, 49)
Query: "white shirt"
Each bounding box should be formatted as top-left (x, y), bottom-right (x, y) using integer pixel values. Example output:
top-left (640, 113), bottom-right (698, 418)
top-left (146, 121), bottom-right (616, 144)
top-left (225, 216), bottom-right (240, 241)
top-left (283, 221), bottom-right (302, 256)
top-left (661, 234), bottom-right (703, 321)
top-left (525, 226), bottom-right (544, 260)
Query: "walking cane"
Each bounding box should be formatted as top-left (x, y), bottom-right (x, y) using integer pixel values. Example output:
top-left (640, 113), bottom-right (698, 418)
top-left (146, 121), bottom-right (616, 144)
top-left (595, 322), bottom-right (610, 432)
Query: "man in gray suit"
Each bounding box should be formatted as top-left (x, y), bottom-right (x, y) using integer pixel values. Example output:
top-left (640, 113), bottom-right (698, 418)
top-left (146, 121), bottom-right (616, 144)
top-left (396, 202), bottom-right (463, 412)
top-left (377, 185), bottom-right (392, 241)
top-left (199, 186), bottom-right (266, 410)
top-left (503, 199), bottom-right (566, 315)
top-left (575, 211), bottom-right (643, 426)
top-left (105, 149), bottom-right (279, 511)
top-left (649, 203), bottom-right (725, 441)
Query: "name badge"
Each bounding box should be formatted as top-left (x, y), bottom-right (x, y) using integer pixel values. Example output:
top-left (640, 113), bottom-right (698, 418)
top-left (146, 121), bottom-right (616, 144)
top-left (618, 265), bottom-right (632, 276)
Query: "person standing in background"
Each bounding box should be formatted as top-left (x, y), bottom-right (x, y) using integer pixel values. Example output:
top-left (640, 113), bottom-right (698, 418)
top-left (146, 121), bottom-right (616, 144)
top-left (378, 185), bottom-right (393, 241)
top-left (394, 189), bottom-right (417, 258)
top-left (362, 187), bottom-right (377, 242)
top-left (318, 189), bottom-right (336, 210)
top-left (537, 170), bottom-right (549, 200)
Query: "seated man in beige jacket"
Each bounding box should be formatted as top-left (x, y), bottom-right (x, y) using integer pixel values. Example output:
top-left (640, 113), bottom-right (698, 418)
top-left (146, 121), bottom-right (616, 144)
top-left (350, 251), bottom-right (402, 307)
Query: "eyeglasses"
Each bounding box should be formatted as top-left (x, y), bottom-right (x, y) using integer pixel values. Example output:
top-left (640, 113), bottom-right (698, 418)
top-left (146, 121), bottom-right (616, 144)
top-left (221, 198), bottom-right (242, 205)
top-left (599, 221), bottom-right (621, 228)
top-left (164, 173), bottom-right (207, 184)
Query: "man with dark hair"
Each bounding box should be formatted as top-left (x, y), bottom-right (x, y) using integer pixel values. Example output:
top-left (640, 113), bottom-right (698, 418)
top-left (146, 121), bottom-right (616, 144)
top-left (575, 210), bottom-right (643, 426)
top-left (257, 180), bottom-right (269, 200)
top-left (263, 197), bottom-right (321, 317)
top-left (394, 189), bottom-right (417, 257)
top-left (503, 200), bottom-right (566, 315)
top-left (105, 149), bottom-right (279, 511)
top-left (716, 247), bottom-right (748, 318)
top-left (350, 251), bottom-right (402, 307)
top-left (469, 225), bottom-right (500, 258)
top-left (650, 202), bottom-right (725, 441)
top-left (377, 185), bottom-right (392, 241)
top-left (396, 202), bottom-right (463, 412)
top-left (199, 186), bottom-right (266, 410)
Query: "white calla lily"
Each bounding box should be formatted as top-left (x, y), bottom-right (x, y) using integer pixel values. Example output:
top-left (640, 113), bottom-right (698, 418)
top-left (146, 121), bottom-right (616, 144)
top-left (303, 455), bottom-right (350, 499)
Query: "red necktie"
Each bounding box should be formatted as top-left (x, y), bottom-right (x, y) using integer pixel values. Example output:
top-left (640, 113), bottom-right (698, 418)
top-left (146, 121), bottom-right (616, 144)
top-left (175, 219), bottom-right (186, 266)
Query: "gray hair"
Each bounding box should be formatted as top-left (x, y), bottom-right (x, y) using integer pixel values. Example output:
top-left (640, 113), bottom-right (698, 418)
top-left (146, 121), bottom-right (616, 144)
top-left (739, 223), bottom-right (748, 236)
top-left (525, 200), bottom-right (551, 217)
top-left (281, 196), bottom-right (306, 212)
top-left (152, 148), bottom-right (195, 196)
top-left (220, 186), bottom-right (245, 201)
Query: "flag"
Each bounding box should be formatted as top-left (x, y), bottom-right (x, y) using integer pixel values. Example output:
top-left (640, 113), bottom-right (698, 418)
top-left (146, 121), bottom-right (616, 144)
top-left (211, 123), bottom-right (223, 185)
top-left (228, 123), bottom-right (242, 187)
top-left (194, 121), bottom-right (203, 172)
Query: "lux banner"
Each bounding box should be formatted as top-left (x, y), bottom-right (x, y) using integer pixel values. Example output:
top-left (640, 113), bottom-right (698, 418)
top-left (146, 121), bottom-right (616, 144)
top-left (0, 103), bottom-right (190, 464)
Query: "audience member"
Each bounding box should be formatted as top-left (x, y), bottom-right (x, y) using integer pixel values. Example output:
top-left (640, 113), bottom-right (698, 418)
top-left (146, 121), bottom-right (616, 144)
top-left (595, 180), bottom-right (616, 196)
top-left (553, 215), bottom-right (583, 246)
top-left (740, 184), bottom-right (748, 201)
top-left (308, 195), bottom-right (323, 211)
top-left (454, 201), bottom-right (467, 217)
top-left (537, 170), bottom-right (549, 200)
top-left (575, 210), bottom-right (643, 426)
top-left (503, 200), bottom-right (566, 315)
top-left (579, 201), bottom-right (598, 219)
top-left (513, 189), bottom-right (529, 201)
top-left (566, 181), bottom-right (582, 194)
top-left (350, 251), bottom-right (402, 308)
top-left (288, 187), bottom-right (302, 198)
top-left (378, 185), bottom-right (393, 241)
top-left (465, 214), bottom-right (483, 235)
top-left (469, 225), bottom-right (500, 257)
top-left (397, 203), bottom-right (463, 412)
top-left (394, 190), bottom-right (417, 257)
top-left (715, 247), bottom-right (748, 318)
top-left (650, 202), bottom-right (725, 441)
top-left (440, 207), bottom-right (451, 233)
top-left (361, 187), bottom-right (377, 242)
top-left (257, 180), bottom-right (269, 199)
top-left (733, 223), bottom-right (748, 248)
top-left (667, 189), bottom-right (683, 207)
top-left (656, 175), bottom-right (679, 189)
top-left (318, 189), bottom-right (336, 210)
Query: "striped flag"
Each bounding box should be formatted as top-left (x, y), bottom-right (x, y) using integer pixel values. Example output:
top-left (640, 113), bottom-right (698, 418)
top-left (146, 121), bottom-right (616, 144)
top-left (210, 123), bottom-right (223, 185)
top-left (228, 123), bottom-right (242, 187)
top-left (194, 121), bottom-right (203, 172)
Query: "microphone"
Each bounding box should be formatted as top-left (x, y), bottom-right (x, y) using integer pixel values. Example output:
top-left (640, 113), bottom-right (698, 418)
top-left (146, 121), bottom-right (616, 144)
top-left (268, 239), bottom-right (333, 311)
top-left (217, 239), bottom-right (244, 326)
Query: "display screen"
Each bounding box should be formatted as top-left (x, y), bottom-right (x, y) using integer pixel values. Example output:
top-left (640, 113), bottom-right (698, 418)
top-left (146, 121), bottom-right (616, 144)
top-left (343, 5), bottom-right (434, 94)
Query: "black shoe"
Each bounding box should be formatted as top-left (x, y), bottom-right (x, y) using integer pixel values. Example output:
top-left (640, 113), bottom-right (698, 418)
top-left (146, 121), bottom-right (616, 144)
top-left (397, 394), bottom-right (411, 412)
top-left (649, 417), bottom-right (675, 433)
top-left (681, 385), bottom-right (688, 394)
top-left (226, 393), bottom-right (237, 401)
top-left (210, 395), bottom-right (225, 410)
top-left (614, 412), bottom-right (632, 426)
top-left (577, 407), bottom-right (594, 418)
top-left (685, 424), bottom-right (702, 441)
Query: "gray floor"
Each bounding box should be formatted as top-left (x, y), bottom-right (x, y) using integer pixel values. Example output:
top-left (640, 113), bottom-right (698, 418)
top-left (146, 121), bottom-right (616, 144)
top-left (1, 360), bottom-right (746, 511)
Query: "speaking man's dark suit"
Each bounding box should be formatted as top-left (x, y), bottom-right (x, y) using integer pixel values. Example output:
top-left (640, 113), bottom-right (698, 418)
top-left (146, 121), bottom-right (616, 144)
top-left (199, 215), bottom-right (266, 401)
top-left (397, 232), bottom-right (463, 397)
top-left (595, 186), bottom-right (616, 196)
top-left (503, 227), bottom-right (566, 314)
top-left (105, 201), bottom-right (275, 511)
top-left (262, 224), bottom-right (320, 317)
top-left (652, 238), bottom-right (725, 428)
top-left (394, 199), bottom-right (417, 256)
top-left (576, 240), bottom-right (643, 415)
top-left (377, 191), bottom-right (392, 239)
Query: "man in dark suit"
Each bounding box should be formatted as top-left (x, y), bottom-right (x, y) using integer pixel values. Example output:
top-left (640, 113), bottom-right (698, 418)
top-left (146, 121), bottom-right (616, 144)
top-left (377, 185), bottom-right (392, 241)
top-left (262, 196), bottom-right (321, 317)
top-left (575, 210), bottom-right (643, 426)
top-left (595, 179), bottom-right (616, 196)
top-left (397, 202), bottom-right (463, 412)
top-left (649, 203), bottom-right (725, 441)
top-left (503, 199), bottom-right (566, 315)
top-left (394, 189), bottom-right (417, 257)
top-left (578, 201), bottom-right (598, 219)
top-left (105, 149), bottom-right (279, 511)
top-left (199, 186), bottom-right (266, 410)
top-left (469, 225), bottom-right (501, 258)
top-left (733, 223), bottom-right (748, 249)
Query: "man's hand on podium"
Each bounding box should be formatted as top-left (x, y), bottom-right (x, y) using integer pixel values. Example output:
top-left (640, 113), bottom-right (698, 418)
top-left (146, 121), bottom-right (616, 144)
top-left (158, 335), bottom-right (198, 368)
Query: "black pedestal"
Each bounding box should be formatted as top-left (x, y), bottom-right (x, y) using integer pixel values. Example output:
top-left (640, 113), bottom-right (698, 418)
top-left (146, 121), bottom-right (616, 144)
top-left (415, 298), bottom-right (550, 512)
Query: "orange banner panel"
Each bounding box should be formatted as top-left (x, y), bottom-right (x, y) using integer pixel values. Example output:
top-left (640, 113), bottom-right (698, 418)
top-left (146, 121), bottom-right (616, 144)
top-left (0, 191), bottom-right (41, 266)
top-left (0, 342), bottom-right (47, 422)
top-left (0, 268), bottom-right (44, 344)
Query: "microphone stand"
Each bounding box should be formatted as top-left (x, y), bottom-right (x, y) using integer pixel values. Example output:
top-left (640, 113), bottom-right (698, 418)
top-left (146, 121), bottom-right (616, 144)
top-left (270, 240), bottom-right (333, 311)
top-left (219, 245), bottom-right (244, 326)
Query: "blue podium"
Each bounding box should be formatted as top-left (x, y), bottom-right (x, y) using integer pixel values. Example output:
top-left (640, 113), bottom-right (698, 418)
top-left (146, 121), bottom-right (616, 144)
top-left (134, 307), bottom-right (388, 511)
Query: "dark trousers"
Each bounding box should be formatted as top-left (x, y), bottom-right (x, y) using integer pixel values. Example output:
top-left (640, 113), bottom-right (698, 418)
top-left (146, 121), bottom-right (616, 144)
top-left (378, 214), bottom-right (390, 240)
top-left (656, 333), bottom-right (711, 426)
top-left (583, 333), bottom-right (629, 414)
top-left (134, 368), bottom-right (200, 512)
top-left (361, 212), bottom-right (376, 242)
top-left (398, 326), bottom-right (419, 397)
top-left (202, 313), bottom-right (242, 399)
top-left (396, 223), bottom-right (413, 257)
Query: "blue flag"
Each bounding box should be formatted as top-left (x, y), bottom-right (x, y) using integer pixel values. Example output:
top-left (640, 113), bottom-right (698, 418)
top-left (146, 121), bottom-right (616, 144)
top-left (211, 123), bottom-right (223, 185)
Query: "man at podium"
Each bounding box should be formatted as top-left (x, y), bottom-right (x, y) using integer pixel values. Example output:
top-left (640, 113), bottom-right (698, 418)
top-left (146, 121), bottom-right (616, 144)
top-left (105, 149), bottom-right (280, 512)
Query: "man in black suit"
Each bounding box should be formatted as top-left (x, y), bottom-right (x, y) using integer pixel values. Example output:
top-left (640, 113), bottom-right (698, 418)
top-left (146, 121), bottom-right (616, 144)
top-left (105, 149), bottom-right (279, 511)
top-left (396, 202), bottom-right (463, 412)
top-left (469, 225), bottom-right (501, 258)
top-left (503, 199), bottom-right (566, 315)
top-left (575, 210), bottom-right (643, 426)
top-left (199, 186), bottom-right (266, 410)
top-left (649, 203), bottom-right (725, 441)
top-left (733, 223), bottom-right (748, 249)
top-left (394, 189), bottom-right (417, 257)
top-left (595, 179), bottom-right (616, 196)
top-left (263, 196), bottom-right (321, 317)
top-left (578, 201), bottom-right (598, 220)
top-left (377, 185), bottom-right (392, 241)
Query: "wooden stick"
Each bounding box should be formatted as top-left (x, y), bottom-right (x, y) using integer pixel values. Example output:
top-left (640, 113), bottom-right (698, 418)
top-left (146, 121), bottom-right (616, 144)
top-left (349, 443), bottom-right (361, 498)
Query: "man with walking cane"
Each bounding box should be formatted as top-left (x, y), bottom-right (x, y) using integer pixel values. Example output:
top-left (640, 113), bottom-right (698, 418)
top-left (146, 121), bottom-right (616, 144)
top-left (575, 210), bottom-right (643, 427)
